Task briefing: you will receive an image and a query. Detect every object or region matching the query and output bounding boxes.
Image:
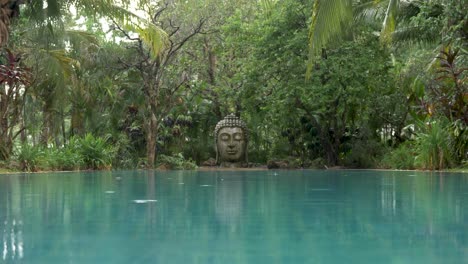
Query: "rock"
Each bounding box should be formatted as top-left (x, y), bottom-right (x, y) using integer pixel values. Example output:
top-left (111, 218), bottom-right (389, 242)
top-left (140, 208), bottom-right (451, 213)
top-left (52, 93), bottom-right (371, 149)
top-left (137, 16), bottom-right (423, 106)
top-left (202, 158), bottom-right (217, 167)
top-left (157, 164), bottom-right (170, 170)
top-left (267, 160), bottom-right (290, 169)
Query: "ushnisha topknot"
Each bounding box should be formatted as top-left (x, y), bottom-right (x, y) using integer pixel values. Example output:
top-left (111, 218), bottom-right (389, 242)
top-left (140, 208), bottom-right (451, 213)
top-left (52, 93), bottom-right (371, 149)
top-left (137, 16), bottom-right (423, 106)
top-left (214, 113), bottom-right (249, 142)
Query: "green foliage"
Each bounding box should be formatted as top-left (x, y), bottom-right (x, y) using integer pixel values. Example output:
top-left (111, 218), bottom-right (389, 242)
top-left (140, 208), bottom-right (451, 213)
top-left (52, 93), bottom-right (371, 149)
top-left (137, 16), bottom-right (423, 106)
top-left (45, 139), bottom-right (83, 171)
top-left (307, 0), bottom-right (400, 75)
top-left (2, 0), bottom-right (465, 171)
top-left (219, 0), bottom-right (397, 167)
top-left (394, 0), bottom-right (445, 44)
top-left (307, 0), bottom-right (353, 76)
top-left (75, 134), bottom-right (115, 170)
top-left (415, 119), bottom-right (453, 170)
top-left (157, 153), bottom-right (197, 170)
top-left (13, 134), bottom-right (115, 171)
top-left (423, 48), bottom-right (467, 123)
top-left (111, 133), bottom-right (140, 169)
top-left (450, 119), bottom-right (468, 163)
top-left (15, 144), bottom-right (43, 172)
top-left (342, 139), bottom-right (386, 169)
top-left (381, 142), bottom-right (416, 170)
top-left (132, 23), bottom-right (168, 60)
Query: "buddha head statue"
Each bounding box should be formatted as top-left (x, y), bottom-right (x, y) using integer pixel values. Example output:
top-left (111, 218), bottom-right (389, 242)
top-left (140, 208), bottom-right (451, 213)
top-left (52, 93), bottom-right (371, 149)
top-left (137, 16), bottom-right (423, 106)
top-left (214, 114), bottom-right (248, 167)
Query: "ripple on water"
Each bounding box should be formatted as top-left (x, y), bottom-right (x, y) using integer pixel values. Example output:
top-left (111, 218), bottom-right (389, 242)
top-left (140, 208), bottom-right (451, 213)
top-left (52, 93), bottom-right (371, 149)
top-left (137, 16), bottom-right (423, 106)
top-left (132, 200), bottom-right (158, 204)
top-left (302, 199), bottom-right (346, 206)
top-left (309, 188), bottom-right (333, 191)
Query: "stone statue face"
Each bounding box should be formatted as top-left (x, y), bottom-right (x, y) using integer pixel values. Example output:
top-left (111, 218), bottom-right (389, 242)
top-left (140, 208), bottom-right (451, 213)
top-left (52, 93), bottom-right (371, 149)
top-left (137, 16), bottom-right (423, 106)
top-left (217, 127), bottom-right (246, 162)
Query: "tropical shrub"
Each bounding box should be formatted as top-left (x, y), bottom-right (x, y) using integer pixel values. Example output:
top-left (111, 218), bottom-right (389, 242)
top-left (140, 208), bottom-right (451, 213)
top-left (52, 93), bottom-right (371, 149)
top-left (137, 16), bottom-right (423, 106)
top-left (450, 119), bottom-right (468, 164)
top-left (111, 134), bottom-right (140, 169)
top-left (45, 145), bottom-right (83, 171)
top-left (415, 119), bottom-right (453, 170)
top-left (343, 139), bottom-right (385, 168)
top-left (14, 134), bottom-right (115, 171)
top-left (75, 134), bottom-right (115, 170)
top-left (381, 142), bottom-right (416, 170)
top-left (15, 143), bottom-right (43, 172)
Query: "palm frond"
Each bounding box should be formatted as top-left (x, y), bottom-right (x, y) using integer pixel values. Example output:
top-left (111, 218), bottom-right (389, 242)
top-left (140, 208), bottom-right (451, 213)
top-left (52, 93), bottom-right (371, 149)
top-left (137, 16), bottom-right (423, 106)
top-left (7, 1), bottom-right (169, 59)
top-left (307, 0), bottom-right (353, 77)
top-left (65, 30), bottom-right (99, 45)
top-left (32, 49), bottom-right (79, 80)
top-left (392, 25), bottom-right (440, 45)
top-left (380, 0), bottom-right (399, 45)
top-left (134, 23), bottom-right (168, 60)
top-left (353, 0), bottom-right (386, 24)
top-left (94, 4), bottom-right (169, 60)
top-left (260, 0), bottom-right (276, 11)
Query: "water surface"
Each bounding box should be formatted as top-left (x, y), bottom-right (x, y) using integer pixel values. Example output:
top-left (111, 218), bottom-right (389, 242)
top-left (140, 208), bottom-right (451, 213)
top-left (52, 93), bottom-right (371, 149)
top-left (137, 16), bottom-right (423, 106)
top-left (1, 170), bottom-right (467, 263)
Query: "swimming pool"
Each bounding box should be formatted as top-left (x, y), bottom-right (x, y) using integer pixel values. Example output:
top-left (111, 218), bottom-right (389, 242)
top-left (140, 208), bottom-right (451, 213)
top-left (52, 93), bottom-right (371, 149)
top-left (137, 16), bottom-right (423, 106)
top-left (1, 170), bottom-right (467, 263)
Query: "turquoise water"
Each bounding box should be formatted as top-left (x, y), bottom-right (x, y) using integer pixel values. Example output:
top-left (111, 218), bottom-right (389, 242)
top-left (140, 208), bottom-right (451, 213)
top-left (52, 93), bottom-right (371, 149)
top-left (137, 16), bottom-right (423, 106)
top-left (1, 170), bottom-right (467, 263)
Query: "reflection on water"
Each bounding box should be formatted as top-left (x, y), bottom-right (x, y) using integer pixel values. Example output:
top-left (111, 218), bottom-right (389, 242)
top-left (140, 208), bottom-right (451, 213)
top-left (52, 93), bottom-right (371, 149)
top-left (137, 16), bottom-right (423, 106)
top-left (0, 170), bottom-right (467, 263)
top-left (215, 174), bottom-right (243, 230)
top-left (380, 175), bottom-right (396, 216)
top-left (3, 219), bottom-right (24, 261)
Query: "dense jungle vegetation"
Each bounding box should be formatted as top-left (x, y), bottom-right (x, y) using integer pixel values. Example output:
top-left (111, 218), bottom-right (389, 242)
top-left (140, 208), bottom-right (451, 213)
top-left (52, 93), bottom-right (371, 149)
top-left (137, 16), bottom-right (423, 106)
top-left (0, 0), bottom-right (466, 171)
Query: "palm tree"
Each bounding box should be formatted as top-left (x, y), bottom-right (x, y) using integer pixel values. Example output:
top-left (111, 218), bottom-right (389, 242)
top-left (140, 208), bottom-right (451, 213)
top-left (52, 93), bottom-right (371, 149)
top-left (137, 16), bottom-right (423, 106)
top-left (307, 0), bottom-right (400, 76)
top-left (1, 0), bottom-right (167, 54)
top-left (307, 0), bottom-right (466, 76)
top-left (1, 0), bottom-right (167, 158)
top-left (0, 48), bottom-right (30, 159)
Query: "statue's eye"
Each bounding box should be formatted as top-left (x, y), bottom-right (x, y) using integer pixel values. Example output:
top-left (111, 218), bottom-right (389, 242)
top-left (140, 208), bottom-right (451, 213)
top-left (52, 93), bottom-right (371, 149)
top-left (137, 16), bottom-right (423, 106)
top-left (220, 134), bottom-right (230, 141)
top-left (234, 134), bottom-right (243, 141)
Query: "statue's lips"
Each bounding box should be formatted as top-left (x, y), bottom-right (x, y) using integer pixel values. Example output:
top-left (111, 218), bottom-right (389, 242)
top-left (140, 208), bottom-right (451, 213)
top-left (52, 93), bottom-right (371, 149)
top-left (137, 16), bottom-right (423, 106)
top-left (226, 150), bottom-right (238, 155)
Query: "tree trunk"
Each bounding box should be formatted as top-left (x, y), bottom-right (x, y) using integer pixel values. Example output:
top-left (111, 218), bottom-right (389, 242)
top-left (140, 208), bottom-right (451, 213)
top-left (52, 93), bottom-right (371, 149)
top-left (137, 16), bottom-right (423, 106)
top-left (71, 107), bottom-right (84, 137)
top-left (41, 110), bottom-right (51, 146)
top-left (0, 92), bottom-right (10, 160)
top-left (0, 0), bottom-right (23, 47)
top-left (204, 38), bottom-right (217, 85)
top-left (322, 132), bottom-right (338, 166)
top-left (0, 120), bottom-right (12, 160)
top-left (146, 112), bottom-right (158, 169)
top-left (204, 38), bottom-right (223, 120)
